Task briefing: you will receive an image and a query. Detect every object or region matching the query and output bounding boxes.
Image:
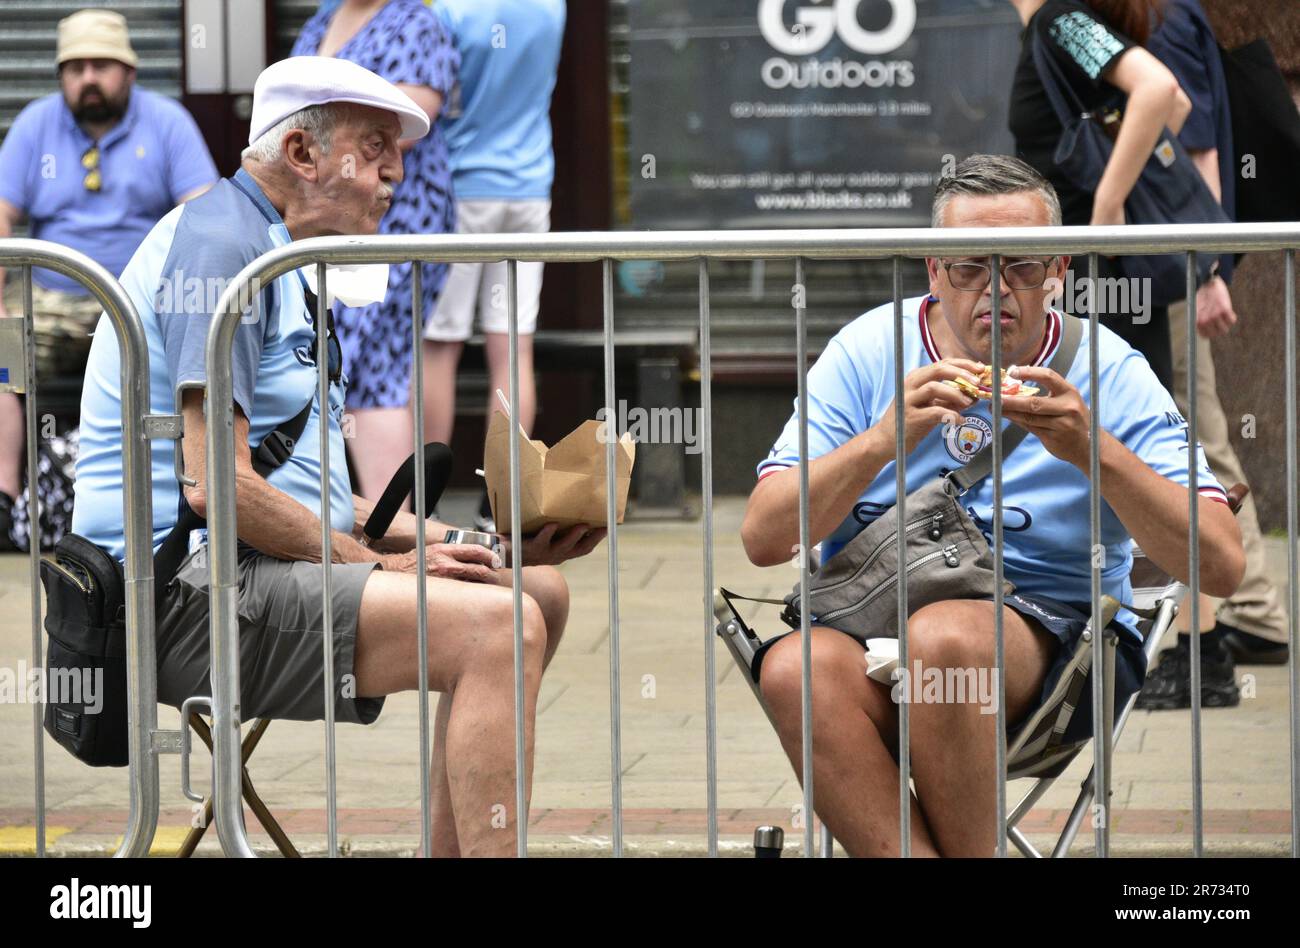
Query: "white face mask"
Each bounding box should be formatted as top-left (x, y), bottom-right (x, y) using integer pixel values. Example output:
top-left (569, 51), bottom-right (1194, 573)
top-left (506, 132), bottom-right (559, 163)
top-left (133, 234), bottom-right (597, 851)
top-left (300, 262), bottom-right (391, 308)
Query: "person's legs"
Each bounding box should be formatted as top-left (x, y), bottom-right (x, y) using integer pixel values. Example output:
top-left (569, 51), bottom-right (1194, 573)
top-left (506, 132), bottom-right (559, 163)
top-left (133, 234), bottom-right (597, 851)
top-left (759, 626), bottom-right (940, 857)
top-left (902, 600), bottom-right (1056, 856)
top-left (420, 339), bottom-right (463, 445)
top-left (424, 565), bottom-right (570, 856)
top-left (1169, 301), bottom-right (1288, 648)
top-left (346, 406), bottom-right (414, 500)
top-left (483, 332), bottom-right (536, 434)
top-left (352, 570), bottom-right (549, 857)
top-left (0, 393), bottom-right (22, 498)
top-left (760, 600), bottom-right (1055, 856)
top-left (0, 275), bottom-right (23, 502)
top-left (420, 201), bottom-right (503, 446)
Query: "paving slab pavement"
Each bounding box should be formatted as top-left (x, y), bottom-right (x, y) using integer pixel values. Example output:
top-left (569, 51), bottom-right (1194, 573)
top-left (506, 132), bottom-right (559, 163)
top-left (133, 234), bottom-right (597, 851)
top-left (0, 491), bottom-right (1294, 857)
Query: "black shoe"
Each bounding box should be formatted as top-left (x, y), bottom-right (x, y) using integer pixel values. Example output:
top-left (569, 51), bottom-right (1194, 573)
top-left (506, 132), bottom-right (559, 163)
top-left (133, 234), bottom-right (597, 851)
top-left (1220, 622), bottom-right (1290, 666)
top-left (0, 491), bottom-right (17, 553)
top-left (1134, 638), bottom-right (1241, 710)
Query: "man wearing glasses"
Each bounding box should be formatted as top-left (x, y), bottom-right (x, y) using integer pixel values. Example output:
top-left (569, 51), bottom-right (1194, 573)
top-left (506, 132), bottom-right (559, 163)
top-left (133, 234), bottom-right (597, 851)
top-left (741, 154), bottom-right (1244, 856)
top-left (0, 9), bottom-right (218, 549)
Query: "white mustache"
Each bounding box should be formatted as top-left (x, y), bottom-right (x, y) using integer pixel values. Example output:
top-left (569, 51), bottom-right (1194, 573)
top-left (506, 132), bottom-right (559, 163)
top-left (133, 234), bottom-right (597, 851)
top-left (376, 184), bottom-right (394, 202)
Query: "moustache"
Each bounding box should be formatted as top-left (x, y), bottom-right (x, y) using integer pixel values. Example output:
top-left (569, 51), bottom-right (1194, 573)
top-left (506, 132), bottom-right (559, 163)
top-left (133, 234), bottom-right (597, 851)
top-left (375, 185), bottom-right (394, 203)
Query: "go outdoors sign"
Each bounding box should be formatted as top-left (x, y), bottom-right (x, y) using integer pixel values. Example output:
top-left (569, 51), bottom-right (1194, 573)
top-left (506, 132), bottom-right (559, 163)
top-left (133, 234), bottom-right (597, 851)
top-left (624, 0), bottom-right (1021, 228)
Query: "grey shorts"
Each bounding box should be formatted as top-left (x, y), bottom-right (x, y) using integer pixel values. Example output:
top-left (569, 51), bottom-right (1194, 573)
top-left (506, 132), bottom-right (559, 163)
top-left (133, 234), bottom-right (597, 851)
top-left (156, 548), bottom-right (385, 725)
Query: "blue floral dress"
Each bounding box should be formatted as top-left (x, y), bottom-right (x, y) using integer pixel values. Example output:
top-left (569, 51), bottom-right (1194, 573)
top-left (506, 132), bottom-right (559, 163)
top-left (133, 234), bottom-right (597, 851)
top-left (292, 0), bottom-right (459, 409)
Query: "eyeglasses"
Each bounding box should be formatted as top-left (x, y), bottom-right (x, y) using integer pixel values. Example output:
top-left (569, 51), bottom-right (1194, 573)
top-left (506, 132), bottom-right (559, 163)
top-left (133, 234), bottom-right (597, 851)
top-left (941, 256), bottom-right (1057, 291)
top-left (81, 145), bottom-right (101, 191)
top-left (304, 289), bottom-right (343, 384)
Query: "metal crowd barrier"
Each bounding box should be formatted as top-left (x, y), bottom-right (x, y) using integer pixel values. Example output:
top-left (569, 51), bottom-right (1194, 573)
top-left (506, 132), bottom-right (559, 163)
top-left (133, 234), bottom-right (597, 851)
top-left (198, 222), bottom-right (1300, 858)
top-left (0, 239), bottom-right (159, 858)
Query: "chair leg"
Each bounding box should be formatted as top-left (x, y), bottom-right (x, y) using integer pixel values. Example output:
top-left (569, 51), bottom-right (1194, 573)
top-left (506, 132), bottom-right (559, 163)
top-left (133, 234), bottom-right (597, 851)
top-left (1052, 771), bottom-right (1096, 858)
top-left (1007, 775), bottom-right (1056, 828)
top-left (238, 719), bottom-right (300, 858)
top-left (1098, 629), bottom-right (1118, 856)
top-left (176, 714), bottom-right (300, 858)
top-left (1008, 825), bottom-right (1042, 858)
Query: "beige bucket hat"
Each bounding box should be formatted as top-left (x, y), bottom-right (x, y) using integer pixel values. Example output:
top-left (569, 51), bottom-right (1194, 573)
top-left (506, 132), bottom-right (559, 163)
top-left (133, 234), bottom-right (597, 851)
top-left (57, 9), bottom-right (139, 68)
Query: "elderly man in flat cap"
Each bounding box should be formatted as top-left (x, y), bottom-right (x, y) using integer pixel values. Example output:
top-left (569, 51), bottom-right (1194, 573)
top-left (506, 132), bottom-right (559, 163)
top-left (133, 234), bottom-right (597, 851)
top-left (0, 8), bottom-right (218, 549)
top-left (73, 56), bottom-right (602, 857)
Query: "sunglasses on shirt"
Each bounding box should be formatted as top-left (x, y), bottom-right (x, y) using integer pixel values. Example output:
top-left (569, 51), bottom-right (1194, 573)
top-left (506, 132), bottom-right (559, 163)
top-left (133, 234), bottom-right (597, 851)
top-left (82, 145), bottom-right (101, 191)
top-left (303, 288), bottom-right (343, 384)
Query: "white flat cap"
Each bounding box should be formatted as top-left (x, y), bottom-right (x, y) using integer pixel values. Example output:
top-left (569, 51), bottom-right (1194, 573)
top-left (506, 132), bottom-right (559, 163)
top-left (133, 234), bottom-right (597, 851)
top-left (248, 56), bottom-right (430, 146)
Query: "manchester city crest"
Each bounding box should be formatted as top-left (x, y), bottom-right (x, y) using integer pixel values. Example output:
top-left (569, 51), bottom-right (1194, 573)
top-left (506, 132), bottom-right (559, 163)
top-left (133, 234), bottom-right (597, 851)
top-left (944, 415), bottom-right (992, 463)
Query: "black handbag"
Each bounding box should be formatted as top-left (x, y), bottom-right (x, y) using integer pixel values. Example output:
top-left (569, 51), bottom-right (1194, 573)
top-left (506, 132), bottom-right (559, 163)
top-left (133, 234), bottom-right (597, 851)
top-left (40, 399), bottom-right (315, 767)
top-left (40, 534), bottom-right (131, 766)
top-left (1031, 31), bottom-right (1229, 306)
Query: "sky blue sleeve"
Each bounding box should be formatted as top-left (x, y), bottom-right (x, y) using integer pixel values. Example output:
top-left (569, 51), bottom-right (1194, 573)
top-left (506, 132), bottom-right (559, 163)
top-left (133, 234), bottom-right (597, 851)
top-left (757, 336), bottom-right (872, 478)
top-left (0, 104), bottom-right (38, 209)
top-left (1103, 346), bottom-right (1225, 500)
top-left (163, 101), bottom-right (220, 203)
top-left (156, 218), bottom-right (266, 421)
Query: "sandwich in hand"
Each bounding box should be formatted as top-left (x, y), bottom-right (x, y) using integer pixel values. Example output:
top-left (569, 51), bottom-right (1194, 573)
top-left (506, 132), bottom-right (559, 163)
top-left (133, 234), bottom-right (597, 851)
top-left (945, 365), bottom-right (1039, 400)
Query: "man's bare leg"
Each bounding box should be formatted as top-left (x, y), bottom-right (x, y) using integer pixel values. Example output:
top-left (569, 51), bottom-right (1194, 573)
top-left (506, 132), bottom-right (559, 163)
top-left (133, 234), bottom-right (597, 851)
top-left (760, 626), bottom-right (940, 857)
top-left (426, 693), bottom-right (459, 857)
top-left (425, 565), bottom-right (570, 857)
top-left (903, 600), bottom-right (1057, 856)
top-left (353, 570), bottom-right (548, 857)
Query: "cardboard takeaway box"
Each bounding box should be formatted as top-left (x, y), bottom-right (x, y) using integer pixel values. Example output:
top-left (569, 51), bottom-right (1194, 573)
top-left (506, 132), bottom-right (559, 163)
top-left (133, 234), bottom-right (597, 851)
top-left (483, 408), bottom-right (636, 534)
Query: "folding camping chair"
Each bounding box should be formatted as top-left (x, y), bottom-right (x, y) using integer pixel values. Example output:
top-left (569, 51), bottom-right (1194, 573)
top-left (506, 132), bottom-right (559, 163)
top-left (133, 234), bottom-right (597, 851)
top-left (177, 714), bottom-right (297, 857)
top-left (716, 484), bottom-right (1249, 858)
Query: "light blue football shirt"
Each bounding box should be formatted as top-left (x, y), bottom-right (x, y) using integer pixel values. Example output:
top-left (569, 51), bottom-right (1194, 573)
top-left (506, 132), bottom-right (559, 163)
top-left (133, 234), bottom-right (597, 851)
top-left (758, 295), bottom-right (1226, 637)
top-left (73, 169), bottom-right (354, 560)
top-left (435, 0), bottom-right (566, 199)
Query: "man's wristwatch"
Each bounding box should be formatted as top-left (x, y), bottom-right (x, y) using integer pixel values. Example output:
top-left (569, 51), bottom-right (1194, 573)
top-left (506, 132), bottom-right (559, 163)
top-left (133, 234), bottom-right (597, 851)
top-left (1201, 258), bottom-right (1221, 287)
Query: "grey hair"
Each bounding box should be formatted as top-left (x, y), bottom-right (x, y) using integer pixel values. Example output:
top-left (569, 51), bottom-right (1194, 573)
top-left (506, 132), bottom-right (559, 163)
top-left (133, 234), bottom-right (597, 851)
top-left (931, 154), bottom-right (1062, 227)
top-left (241, 103), bottom-right (340, 163)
